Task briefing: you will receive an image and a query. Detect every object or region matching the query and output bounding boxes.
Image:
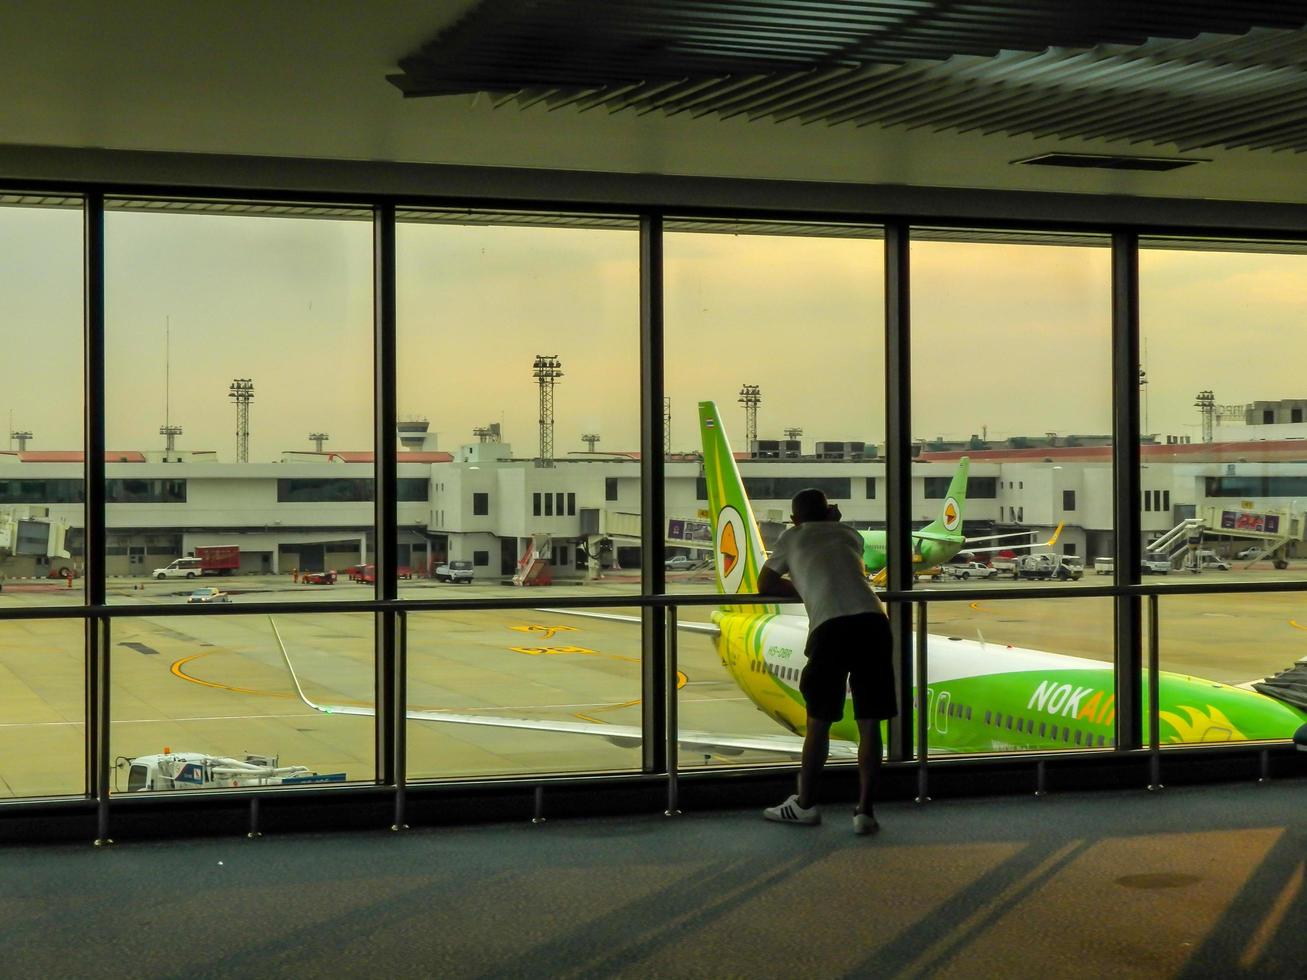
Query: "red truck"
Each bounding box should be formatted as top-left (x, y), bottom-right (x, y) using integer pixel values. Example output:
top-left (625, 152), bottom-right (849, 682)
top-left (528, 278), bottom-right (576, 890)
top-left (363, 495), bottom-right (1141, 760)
top-left (152, 546), bottom-right (240, 579)
top-left (352, 564), bottom-right (413, 584)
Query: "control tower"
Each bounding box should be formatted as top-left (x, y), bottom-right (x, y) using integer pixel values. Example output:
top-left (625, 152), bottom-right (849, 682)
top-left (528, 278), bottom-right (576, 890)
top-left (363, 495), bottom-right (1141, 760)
top-left (398, 417), bottom-right (437, 452)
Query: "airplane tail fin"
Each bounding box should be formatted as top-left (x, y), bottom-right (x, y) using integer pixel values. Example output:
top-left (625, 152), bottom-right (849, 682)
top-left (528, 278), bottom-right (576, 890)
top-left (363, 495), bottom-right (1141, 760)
top-left (698, 401), bottom-right (771, 609)
top-left (919, 456), bottom-right (969, 539)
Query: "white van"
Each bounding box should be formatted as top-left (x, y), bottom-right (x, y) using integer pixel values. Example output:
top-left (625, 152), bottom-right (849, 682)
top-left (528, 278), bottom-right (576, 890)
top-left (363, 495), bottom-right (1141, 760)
top-left (1093, 557), bottom-right (1114, 575)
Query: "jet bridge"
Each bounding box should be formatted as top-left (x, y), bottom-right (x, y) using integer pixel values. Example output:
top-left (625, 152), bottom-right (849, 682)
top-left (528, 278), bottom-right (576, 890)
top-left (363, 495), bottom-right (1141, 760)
top-left (0, 506), bottom-right (72, 579)
top-left (1147, 506), bottom-right (1305, 569)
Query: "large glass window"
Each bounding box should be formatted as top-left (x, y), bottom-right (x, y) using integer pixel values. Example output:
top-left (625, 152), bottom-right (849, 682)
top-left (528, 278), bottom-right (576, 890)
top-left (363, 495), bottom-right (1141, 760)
top-left (664, 220), bottom-right (885, 768)
top-left (396, 211), bottom-right (641, 596)
top-left (0, 618), bottom-right (85, 798)
top-left (912, 231), bottom-right (1112, 589)
top-left (0, 197), bottom-right (84, 607)
top-left (111, 612), bottom-right (375, 791)
top-left (925, 596), bottom-right (1116, 755)
top-left (1140, 240), bottom-right (1307, 581)
top-left (1152, 595), bottom-right (1306, 746)
top-left (104, 202), bottom-right (374, 599)
top-left (406, 608), bottom-right (643, 779)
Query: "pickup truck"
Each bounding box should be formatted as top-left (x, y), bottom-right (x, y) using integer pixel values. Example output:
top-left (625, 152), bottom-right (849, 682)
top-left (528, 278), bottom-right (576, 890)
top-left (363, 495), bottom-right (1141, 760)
top-left (941, 561), bottom-right (997, 580)
top-left (1140, 554), bottom-right (1171, 574)
top-left (1185, 551), bottom-right (1230, 571)
top-left (434, 560), bottom-right (475, 584)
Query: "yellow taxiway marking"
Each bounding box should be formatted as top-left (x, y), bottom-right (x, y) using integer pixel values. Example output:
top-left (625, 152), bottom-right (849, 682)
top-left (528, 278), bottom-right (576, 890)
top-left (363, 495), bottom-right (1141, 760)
top-left (969, 602), bottom-right (989, 611)
top-left (573, 671), bottom-right (689, 725)
top-left (170, 652), bottom-right (372, 707)
top-left (1288, 619), bottom-right (1307, 632)
top-left (171, 652), bottom-right (295, 699)
top-left (508, 640), bottom-right (640, 664)
top-left (509, 624), bottom-right (579, 640)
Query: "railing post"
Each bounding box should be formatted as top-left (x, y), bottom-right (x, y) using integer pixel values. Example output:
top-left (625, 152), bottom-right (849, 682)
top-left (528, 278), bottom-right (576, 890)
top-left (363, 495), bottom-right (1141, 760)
top-left (665, 606), bottom-right (681, 816)
top-left (392, 610), bottom-right (408, 831)
top-left (1147, 594), bottom-right (1163, 791)
top-left (914, 601), bottom-right (930, 804)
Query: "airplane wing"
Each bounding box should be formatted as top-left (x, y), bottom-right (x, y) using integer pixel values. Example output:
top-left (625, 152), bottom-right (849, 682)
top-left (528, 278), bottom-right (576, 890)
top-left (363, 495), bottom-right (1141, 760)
top-left (956, 522), bottom-right (1065, 555)
top-left (269, 617), bottom-right (850, 760)
top-left (536, 607), bottom-right (722, 636)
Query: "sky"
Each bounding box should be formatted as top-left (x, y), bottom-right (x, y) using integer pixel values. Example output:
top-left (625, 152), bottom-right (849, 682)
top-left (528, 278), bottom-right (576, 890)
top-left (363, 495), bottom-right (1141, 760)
top-left (3, 204), bottom-right (1306, 460)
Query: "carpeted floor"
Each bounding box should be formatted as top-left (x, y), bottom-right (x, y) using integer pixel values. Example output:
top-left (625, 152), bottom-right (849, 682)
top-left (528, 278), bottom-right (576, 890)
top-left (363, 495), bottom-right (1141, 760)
top-left (3, 781), bottom-right (1304, 978)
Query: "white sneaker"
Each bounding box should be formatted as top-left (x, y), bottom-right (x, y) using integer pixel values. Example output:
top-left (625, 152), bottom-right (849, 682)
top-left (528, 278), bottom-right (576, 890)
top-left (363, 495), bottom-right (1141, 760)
top-left (852, 811), bottom-right (880, 836)
top-left (763, 794), bottom-right (820, 826)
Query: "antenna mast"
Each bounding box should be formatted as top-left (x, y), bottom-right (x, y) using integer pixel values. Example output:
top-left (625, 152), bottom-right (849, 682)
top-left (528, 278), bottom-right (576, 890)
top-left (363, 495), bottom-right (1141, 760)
top-left (159, 316), bottom-right (183, 457)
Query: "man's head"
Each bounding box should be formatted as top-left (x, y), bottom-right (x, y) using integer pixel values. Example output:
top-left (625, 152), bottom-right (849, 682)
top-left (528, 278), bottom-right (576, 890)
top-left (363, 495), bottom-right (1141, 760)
top-left (791, 487), bottom-right (829, 525)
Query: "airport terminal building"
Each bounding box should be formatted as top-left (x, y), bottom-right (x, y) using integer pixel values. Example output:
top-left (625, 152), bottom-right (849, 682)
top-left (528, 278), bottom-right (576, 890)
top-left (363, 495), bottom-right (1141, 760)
top-left (6, 414), bottom-right (1307, 581)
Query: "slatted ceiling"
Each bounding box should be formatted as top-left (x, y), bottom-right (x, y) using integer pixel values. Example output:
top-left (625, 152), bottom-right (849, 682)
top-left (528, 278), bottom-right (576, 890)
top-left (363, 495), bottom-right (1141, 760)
top-left (0, 194), bottom-right (81, 208)
top-left (102, 199), bottom-right (372, 220)
top-left (390, 2), bottom-right (1307, 153)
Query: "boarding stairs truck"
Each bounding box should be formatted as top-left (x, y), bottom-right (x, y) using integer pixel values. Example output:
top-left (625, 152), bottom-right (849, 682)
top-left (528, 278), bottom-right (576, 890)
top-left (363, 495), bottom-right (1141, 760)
top-left (513, 534), bottom-right (552, 586)
top-left (115, 750), bottom-right (345, 792)
top-left (153, 545), bottom-right (240, 579)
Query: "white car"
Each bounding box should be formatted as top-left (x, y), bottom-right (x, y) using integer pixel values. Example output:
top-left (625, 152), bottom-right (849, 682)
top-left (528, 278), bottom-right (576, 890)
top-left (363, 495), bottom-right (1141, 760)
top-left (154, 557), bottom-right (203, 579)
top-left (1141, 555), bottom-right (1171, 574)
top-left (1237, 546), bottom-right (1264, 560)
top-left (434, 560), bottom-right (474, 583)
top-left (1189, 551), bottom-right (1230, 571)
top-left (664, 555), bottom-right (698, 570)
top-left (942, 561), bottom-right (997, 580)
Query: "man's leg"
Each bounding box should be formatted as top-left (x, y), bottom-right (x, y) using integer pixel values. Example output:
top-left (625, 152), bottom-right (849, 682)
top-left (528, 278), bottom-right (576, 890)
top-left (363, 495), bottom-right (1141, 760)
top-left (797, 716), bottom-right (832, 809)
top-left (855, 718), bottom-right (882, 816)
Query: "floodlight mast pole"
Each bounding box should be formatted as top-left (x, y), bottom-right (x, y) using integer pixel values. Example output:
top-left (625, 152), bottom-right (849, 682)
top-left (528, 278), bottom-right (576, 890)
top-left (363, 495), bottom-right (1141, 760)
top-left (533, 355), bottom-right (563, 467)
top-left (738, 384), bottom-right (761, 447)
top-left (229, 379), bottom-right (255, 463)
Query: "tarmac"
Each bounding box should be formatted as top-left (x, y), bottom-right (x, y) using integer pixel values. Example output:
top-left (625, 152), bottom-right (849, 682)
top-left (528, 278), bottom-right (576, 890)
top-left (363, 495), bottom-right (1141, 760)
top-left (1, 566), bottom-right (1304, 800)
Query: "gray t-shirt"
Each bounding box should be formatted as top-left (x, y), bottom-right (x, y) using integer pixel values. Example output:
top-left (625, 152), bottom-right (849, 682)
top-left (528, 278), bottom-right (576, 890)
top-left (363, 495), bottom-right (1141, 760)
top-left (762, 521), bottom-right (885, 630)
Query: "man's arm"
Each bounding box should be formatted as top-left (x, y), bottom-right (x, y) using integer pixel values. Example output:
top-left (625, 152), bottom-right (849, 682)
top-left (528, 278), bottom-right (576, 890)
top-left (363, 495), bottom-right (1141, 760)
top-left (757, 566), bottom-right (799, 599)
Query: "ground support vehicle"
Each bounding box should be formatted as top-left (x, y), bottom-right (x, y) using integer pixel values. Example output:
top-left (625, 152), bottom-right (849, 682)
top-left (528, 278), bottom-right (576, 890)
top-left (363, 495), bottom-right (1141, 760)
top-left (354, 564), bottom-right (414, 584)
top-left (186, 587), bottom-right (230, 603)
top-left (116, 751), bottom-right (345, 792)
top-left (153, 545), bottom-right (239, 579)
top-left (1184, 550), bottom-right (1230, 571)
top-left (434, 560), bottom-right (475, 583)
top-left (941, 561), bottom-right (997, 580)
top-left (301, 570), bottom-right (337, 585)
top-left (1141, 554), bottom-right (1172, 574)
top-left (1093, 557), bottom-right (1114, 575)
top-left (1015, 554), bottom-right (1083, 580)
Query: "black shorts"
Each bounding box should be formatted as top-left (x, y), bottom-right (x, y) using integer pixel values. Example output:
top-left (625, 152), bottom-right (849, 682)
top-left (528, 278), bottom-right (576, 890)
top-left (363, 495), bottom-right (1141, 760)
top-left (799, 612), bottom-right (897, 722)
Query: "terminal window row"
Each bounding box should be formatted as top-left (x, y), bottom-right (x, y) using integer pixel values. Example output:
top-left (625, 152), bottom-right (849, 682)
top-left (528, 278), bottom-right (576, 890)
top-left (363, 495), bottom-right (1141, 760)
top-left (532, 492), bottom-right (577, 517)
top-left (1142, 489), bottom-right (1171, 512)
top-left (0, 479), bottom-right (187, 504)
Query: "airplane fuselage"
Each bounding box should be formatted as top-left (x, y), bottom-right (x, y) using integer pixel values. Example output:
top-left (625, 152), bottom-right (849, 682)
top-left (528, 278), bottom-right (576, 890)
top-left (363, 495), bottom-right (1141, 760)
top-left (712, 607), bottom-right (1307, 750)
top-left (859, 529), bottom-right (963, 574)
